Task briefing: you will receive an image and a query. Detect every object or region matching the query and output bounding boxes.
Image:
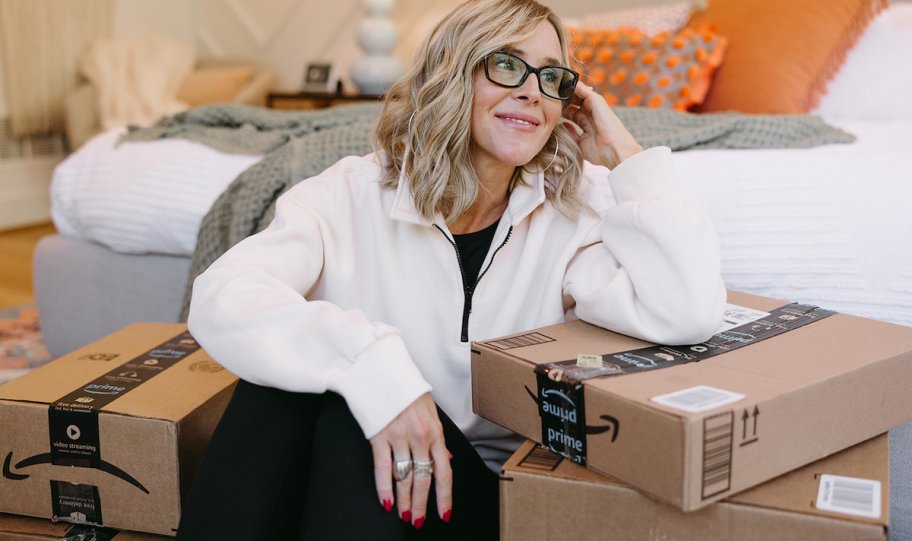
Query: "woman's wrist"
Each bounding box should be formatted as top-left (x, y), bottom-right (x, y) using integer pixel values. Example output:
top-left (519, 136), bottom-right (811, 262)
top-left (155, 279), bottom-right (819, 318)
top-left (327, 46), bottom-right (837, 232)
top-left (591, 141), bottom-right (643, 169)
top-left (613, 142), bottom-right (644, 165)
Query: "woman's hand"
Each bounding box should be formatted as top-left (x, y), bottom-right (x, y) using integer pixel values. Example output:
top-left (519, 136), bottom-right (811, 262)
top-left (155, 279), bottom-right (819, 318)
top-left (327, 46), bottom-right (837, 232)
top-left (564, 83), bottom-right (643, 169)
top-left (369, 393), bottom-right (452, 529)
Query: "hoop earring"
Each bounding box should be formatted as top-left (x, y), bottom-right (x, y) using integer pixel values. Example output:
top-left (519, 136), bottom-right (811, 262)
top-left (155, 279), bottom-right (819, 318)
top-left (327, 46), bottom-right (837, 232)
top-left (544, 139), bottom-right (559, 171)
top-left (402, 112), bottom-right (417, 170)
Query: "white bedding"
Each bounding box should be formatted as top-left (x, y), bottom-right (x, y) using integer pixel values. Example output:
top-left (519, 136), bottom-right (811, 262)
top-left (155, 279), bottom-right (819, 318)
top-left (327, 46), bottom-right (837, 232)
top-left (51, 128), bottom-right (261, 256)
top-left (49, 120), bottom-right (912, 327)
top-left (673, 119), bottom-right (912, 327)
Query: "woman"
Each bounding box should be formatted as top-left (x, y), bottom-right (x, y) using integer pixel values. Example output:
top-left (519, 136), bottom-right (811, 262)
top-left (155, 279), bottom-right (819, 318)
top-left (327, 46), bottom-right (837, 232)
top-left (177, 0), bottom-right (726, 539)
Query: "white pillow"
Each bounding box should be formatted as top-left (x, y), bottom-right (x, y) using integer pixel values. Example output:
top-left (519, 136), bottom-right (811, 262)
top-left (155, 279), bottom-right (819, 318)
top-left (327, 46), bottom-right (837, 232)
top-left (813, 4), bottom-right (912, 122)
top-left (51, 128), bottom-right (262, 256)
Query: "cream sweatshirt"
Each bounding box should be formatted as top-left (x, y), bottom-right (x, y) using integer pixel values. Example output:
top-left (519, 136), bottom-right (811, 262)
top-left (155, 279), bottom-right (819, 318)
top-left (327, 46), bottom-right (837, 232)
top-left (187, 146), bottom-right (727, 469)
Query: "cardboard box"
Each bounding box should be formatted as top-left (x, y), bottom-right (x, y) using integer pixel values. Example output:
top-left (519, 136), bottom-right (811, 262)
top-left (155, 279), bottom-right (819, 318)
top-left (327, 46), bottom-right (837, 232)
top-left (0, 323), bottom-right (237, 536)
top-left (0, 512), bottom-right (171, 540)
top-left (472, 291), bottom-right (912, 511)
top-left (501, 435), bottom-right (889, 541)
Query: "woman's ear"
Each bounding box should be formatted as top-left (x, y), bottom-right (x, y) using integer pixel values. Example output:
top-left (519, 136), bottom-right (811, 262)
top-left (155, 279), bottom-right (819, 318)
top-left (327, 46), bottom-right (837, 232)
top-left (560, 118), bottom-right (583, 145)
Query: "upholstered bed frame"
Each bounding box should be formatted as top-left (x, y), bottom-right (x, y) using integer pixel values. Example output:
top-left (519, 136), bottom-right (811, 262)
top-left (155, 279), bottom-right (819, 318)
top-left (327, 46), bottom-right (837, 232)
top-left (33, 234), bottom-right (189, 357)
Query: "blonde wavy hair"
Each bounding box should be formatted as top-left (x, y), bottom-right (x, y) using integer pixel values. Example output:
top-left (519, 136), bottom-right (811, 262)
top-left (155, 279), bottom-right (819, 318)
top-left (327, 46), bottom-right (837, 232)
top-left (372, 0), bottom-right (584, 223)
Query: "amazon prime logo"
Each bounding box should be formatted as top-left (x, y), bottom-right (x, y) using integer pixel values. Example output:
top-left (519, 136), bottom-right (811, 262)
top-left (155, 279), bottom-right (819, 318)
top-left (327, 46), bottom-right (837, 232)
top-left (716, 331), bottom-right (757, 344)
top-left (83, 384), bottom-right (126, 396)
top-left (612, 352), bottom-right (658, 369)
top-left (541, 388), bottom-right (578, 424)
top-left (148, 348), bottom-right (185, 359)
top-left (83, 383), bottom-right (127, 394)
top-left (536, 374), bottom-right (587, 460)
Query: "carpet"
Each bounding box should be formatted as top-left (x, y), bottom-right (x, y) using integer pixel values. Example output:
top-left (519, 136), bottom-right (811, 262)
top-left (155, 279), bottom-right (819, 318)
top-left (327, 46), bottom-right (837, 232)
top-left (0, 304), bottom-right (52, 384)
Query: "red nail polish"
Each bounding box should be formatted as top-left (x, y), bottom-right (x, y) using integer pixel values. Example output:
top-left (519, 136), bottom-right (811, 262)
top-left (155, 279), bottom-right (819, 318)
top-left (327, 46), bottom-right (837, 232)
top-left (382, 499), bottom-right (392, 512)
top-left (414, 516), bottom-right (425, 530)
top-left (448, 450), bottom-right (454, 460)
top-left (442, 509), bottom-right (452, 523)
top-left (402, 510), bottom-right (412, 523)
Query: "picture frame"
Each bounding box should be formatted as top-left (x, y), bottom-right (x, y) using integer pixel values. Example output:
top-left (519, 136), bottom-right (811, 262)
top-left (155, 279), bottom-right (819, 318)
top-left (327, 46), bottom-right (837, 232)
top-left (302, 62), bottom-right (336, 93)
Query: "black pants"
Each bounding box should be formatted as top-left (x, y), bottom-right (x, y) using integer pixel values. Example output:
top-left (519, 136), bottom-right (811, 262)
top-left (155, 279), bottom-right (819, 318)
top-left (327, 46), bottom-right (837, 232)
top-left (177, 380), bottom-right (499, 540)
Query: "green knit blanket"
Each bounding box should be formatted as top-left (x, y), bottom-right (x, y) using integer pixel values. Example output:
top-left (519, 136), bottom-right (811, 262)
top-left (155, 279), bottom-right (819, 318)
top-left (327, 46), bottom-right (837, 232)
top-left (123, 103), bottom-right (854, 320)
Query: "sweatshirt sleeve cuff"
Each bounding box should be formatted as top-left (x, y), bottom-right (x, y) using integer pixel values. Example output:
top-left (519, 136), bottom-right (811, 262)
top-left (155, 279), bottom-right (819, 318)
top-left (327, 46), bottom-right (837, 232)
top-left (326, 334), bottom-right (432, 439)
top-left (607, 146), bottom-right (677, 203)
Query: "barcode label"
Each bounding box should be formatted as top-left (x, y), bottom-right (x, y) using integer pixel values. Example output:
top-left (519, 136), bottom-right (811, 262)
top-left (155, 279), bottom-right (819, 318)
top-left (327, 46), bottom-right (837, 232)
top-left (717, 304), bottom-right (770, 333)
top-left (651, 385), bottom-right (745, 413)
top-left (816, 474), bottom-right (881, 518)
top-left (702, 412), bottom-right (734, 499)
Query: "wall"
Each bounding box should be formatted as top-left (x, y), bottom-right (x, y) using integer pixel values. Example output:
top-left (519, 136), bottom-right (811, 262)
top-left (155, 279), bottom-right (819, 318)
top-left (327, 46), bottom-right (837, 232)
top-left (2, 0), bottom-right (679, 109)
top-left (191, 0), bottom-right (676, 92)
top-left (112, 0), bottom-right (195, 42)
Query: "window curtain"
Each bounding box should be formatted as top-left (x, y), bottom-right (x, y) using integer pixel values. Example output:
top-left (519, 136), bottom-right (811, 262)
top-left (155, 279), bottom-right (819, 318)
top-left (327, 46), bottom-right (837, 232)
top-left (0, 0), bottom-right (113, 136)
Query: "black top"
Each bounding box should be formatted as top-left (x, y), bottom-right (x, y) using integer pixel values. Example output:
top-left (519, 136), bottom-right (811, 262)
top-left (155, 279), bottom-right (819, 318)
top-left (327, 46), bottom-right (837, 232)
top-left (453, 219), bottom-right (500, 287)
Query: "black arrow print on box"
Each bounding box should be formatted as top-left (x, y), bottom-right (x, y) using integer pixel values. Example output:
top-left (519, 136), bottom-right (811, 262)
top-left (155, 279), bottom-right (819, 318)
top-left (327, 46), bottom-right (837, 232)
top-left (2, 451), bottom-right (149, 494)
top-left (739, 406), bottom-right (760, 446)
top-left (524, 385), bottom-right (620, 442)
top-left (740, 406), bottom-right (761, 438)
top-left (751, 405), bottom-right (760, 436)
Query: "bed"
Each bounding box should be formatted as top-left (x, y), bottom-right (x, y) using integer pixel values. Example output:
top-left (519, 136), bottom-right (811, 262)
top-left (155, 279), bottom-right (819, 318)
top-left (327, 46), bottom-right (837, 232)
top-left (33, 0), bottom-right (912, 536)
top-left (39, 115), bottom-right (912, 348)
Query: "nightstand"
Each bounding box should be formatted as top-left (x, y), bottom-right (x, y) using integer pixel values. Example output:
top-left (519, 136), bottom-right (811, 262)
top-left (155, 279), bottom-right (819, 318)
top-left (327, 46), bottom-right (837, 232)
top-left (266, 91), bottom-right (384, 110)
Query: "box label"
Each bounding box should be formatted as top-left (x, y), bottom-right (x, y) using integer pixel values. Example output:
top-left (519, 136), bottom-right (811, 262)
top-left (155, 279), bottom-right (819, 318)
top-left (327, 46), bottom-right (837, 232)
top-left (651, 385), bottom-right (745, 413)
top-left (40, 331), bottom-right (201, 493)
top-left (718, 304), bottom-right (770, 332)
top-left (816, 474), bottom-right (882, 518)
top-left (50, 481), bottom-right (103, 526)
top-left (531, 303), bottom-right (833, 466)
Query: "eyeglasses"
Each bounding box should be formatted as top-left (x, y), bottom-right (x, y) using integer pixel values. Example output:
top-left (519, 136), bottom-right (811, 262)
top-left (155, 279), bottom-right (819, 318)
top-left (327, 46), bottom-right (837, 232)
top-left (482, 51), bottom-right (579, 101)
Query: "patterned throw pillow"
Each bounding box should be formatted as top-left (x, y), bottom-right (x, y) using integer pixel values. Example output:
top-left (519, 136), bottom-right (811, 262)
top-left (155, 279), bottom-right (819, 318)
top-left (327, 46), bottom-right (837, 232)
top-left (569, 26), bottom-right (727, 111)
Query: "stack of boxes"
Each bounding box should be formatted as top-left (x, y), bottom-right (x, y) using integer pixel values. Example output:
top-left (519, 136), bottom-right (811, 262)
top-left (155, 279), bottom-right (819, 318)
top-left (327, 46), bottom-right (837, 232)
top-left (2, 291), bottom-right (910, 538)
top-left (0, 324), bottom-right (238, 539)
top-left (474, 291), bottom-right (912, 539)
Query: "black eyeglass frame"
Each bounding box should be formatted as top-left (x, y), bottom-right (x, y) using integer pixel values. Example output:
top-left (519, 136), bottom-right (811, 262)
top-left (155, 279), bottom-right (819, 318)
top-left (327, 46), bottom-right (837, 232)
top-left (482, 51), bottom-right (579, 101)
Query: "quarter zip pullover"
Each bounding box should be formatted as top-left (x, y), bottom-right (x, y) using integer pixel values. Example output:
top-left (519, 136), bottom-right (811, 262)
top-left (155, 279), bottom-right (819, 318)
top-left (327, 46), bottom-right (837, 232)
top-left (438, 220), bottom-right (510, 342)
top-left (188, 149), bottom-right (727, 470)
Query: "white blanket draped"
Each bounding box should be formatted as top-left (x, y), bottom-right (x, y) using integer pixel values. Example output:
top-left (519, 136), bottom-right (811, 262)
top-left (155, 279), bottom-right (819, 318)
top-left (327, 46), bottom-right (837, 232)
top-left (80, 33), bottom-right (196, 130)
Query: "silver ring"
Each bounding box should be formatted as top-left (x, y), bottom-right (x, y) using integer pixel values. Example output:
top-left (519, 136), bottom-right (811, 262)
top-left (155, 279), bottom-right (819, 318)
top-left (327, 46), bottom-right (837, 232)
top-left (413, 459), bottom-right (434, 478)
top-left (394, 459), bottom-right (413, 482)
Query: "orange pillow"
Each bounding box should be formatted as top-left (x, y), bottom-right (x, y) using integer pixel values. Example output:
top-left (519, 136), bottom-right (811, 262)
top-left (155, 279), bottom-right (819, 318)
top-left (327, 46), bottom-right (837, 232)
top-left (687, 0), bottom-right (887, 114)
top-left (177, 66), bottom-right (256, 107)
top-left (570, 27), bottom-right (727, 111)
